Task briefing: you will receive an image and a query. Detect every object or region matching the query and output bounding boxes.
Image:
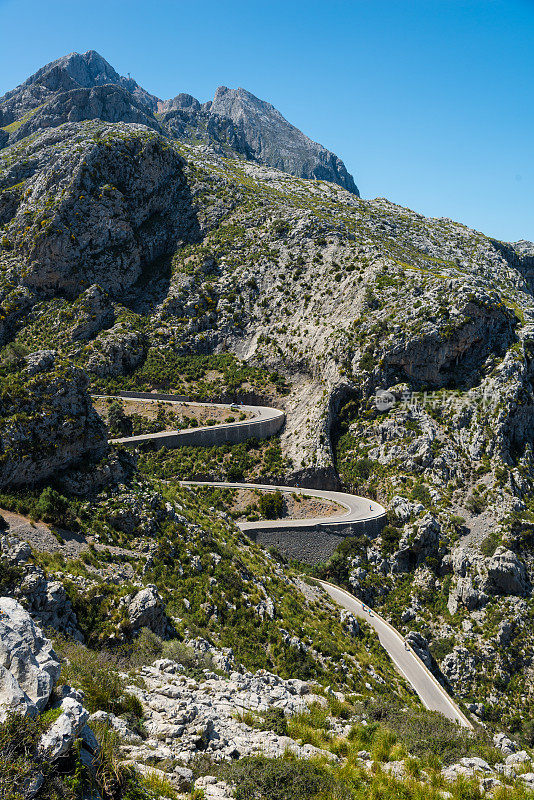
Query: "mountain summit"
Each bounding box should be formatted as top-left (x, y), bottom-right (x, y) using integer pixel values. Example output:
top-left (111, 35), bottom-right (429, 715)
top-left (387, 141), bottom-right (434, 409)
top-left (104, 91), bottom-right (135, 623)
top-left (207, 86), bottom-right (358, 193)
top-left (0, 50), bottom-right (358, 194)
top-left (0, 50), bottom-right (159, 122)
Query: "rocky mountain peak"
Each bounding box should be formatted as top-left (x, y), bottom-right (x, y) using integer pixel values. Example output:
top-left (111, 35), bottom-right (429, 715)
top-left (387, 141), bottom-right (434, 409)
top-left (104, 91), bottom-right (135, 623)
top-left (0, 50), bottom-right (159, 129)
top-left (29, 50), bottom-right (126, 92)
top-left (211, 85), bottom-right (286, 121)
top-left (1, 51), bottom-right (358, 193)
top-left (28, 50), bottom-right (160, 111)
top-left (162, 92), bottom-right (202, 113)
top-left (208, 85), bottom-right (359, 194)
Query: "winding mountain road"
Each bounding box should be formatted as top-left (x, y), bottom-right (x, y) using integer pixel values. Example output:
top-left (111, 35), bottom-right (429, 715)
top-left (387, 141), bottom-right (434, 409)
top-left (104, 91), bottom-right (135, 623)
top-left (94, 394), bottom-right (285, 449)
top-left (99, 392), bottom-right (472, 728)
top-left (319, 581), bottom-right (472, 727)
top-left (180, 480), bottom-right (385, 534)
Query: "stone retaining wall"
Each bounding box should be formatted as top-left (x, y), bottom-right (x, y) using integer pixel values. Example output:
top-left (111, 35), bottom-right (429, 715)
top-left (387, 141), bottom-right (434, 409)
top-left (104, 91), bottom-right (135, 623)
top-left (117, 390), bottom-right (275, 406)
top-left (116, 414), bottom-right (283, 450)
top-left (248, 514), bottom-right (386, 565)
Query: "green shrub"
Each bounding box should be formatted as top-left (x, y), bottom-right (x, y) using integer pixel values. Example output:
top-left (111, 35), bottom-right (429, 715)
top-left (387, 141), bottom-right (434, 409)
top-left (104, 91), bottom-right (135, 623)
top-left (429, 636), bottom-right (456, 663)
top-left (0, 558), bottom-right (23, 594)
top-left (216, 755), bottom-right (330, 800)
top-left (259, 708), bottom-right (288, 736)
top-left (35, 487), bottom-right (75, 527)
top-left (480, 530), bottom-right (500, 557)
top-left (259, 490), bottom-right (284, 519)
top-left (410, 481), bottom-right (432, 508)
top-left (107, 401), bottom-right (133, 437)
top-left (466, 494), bottom-right (485, 515)
top-left (361, 699), bottom-right (495, 766)
top-left (380, 524), bottom-right (402, 554)
top-left (91, 720), bottom-right (146, 800)
top-left (60, 641), bottom-right (143, 722)
top-left (0, 712), bottom-right (45, 800)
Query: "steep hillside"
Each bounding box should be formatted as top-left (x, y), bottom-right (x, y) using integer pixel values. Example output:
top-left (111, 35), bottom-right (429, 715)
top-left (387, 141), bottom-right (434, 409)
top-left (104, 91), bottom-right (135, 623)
top-left (2, 117), bottom-right (534, 729)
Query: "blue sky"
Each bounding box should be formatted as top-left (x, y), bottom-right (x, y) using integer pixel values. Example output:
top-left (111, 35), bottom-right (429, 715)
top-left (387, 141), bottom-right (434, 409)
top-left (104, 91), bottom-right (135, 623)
top-left (0, 0), bottom-right (532, 241)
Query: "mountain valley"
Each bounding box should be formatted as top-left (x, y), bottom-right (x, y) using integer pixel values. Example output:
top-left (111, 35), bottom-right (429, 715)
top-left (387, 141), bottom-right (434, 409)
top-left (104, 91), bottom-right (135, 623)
top-left (1, 49), bottom-right (534, 800)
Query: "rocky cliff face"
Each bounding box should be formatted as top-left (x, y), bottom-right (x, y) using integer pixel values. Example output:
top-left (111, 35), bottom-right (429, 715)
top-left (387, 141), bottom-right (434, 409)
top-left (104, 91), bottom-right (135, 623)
top-left (0, 350), bottom-right (107, 488)
top-left (2, 85), bottom-right (162, 147)
top-left (0, 122), bottom-right (200, 297)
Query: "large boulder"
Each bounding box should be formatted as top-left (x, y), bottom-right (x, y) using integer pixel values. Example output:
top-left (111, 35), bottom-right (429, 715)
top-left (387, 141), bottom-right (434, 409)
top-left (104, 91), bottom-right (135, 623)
top-left (39, 696), bottom-right (89, 759)
top-left (395, 514), bottom-right (440, 570)
top-left (482, 548), bottom-right (528, 596)
top-left (447, 576), bottom-right (488, 614)
top-left (405, 631), bottom-right (434, 670)
top-left (440, 645), bottom-right (478, 687)
top-left (127, 585), bottom-right (174, 638)
top-left (0, 597), bottom-right (61, 720)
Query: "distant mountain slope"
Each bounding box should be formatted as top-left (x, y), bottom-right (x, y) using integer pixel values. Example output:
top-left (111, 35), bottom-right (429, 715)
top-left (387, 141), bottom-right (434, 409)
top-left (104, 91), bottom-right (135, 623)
top-left (0, 50), bottom-right (358, 193)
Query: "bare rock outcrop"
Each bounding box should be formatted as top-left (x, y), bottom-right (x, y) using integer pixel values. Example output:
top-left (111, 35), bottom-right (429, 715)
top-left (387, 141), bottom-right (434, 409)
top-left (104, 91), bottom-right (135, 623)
top-left (1, 121), bottom-right (200, 298)
top-left (482, 547), bottom-right (529, 596)
top-left (0, 597), bottom-right (61, 720)
top-left (0, 351), bottom-right (107, 488)
top-left (4, 85), bottom-right (162, 147)
top-left (126, 585), bottom-right (174, 638)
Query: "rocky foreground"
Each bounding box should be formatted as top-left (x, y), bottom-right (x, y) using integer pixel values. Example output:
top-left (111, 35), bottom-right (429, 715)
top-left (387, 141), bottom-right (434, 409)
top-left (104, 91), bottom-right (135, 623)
top-left (4, 595), bottom-right (534, 800)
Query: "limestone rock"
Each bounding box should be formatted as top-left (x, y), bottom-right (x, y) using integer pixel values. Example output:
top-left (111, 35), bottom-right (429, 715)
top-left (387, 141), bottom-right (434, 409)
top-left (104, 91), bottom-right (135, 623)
top-left (2, 122), bottom-right (200, 299)
top-left (390, 496), bottom-right (425, 523)
top-left (493, 732), bottom-right (518, 755)
top-left (207, 86), bottom-right (358, 194)
top-left (69, 284), bottom-right (115, 341)
top-left (483, 547), bottom-right (528, 596)
top-left (440, 646), bottom-right (477, 685)
top-left (340, 609), bottom-right (360, 637)
top-left (127, 585), bottom-right (174, 638)
top-left (194, 776), bottom-right (235, 799)
top-left (0, 352), bottom-right (107, 489)
top-left (0, 597), bottom-right (61, 720)
top-left (447, 576), bottom-right (488, 614)
top-left (405, 631), bottom-right (434, 670)
top-left (39, 697), bottom-right (89, 760)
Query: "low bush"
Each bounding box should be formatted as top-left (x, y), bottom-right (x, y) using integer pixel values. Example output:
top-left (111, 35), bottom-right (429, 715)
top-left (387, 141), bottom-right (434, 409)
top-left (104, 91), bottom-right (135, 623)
top-left (107, 401), bottom-right (133, 437)
top-left (259, 708), bottom-right (288, 736)
top-left (380, 524), bottom-right (402, 554)
top-left (259, 490), bottom-right (284, 519)
top-left (59, 640), bottom-right (143, 723)
top-left (35, 486), bottom-right (76, 527)
top-left (91, 720), bottom-right (148, 800)
top-left (0, 557), bottom-right (23, 593)
top-left (358, 699), bottom-right (496, 766)
top-left (216, 755), bottom-right (331, 800)
top-left (0, 712), bottom-right (46, 800)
